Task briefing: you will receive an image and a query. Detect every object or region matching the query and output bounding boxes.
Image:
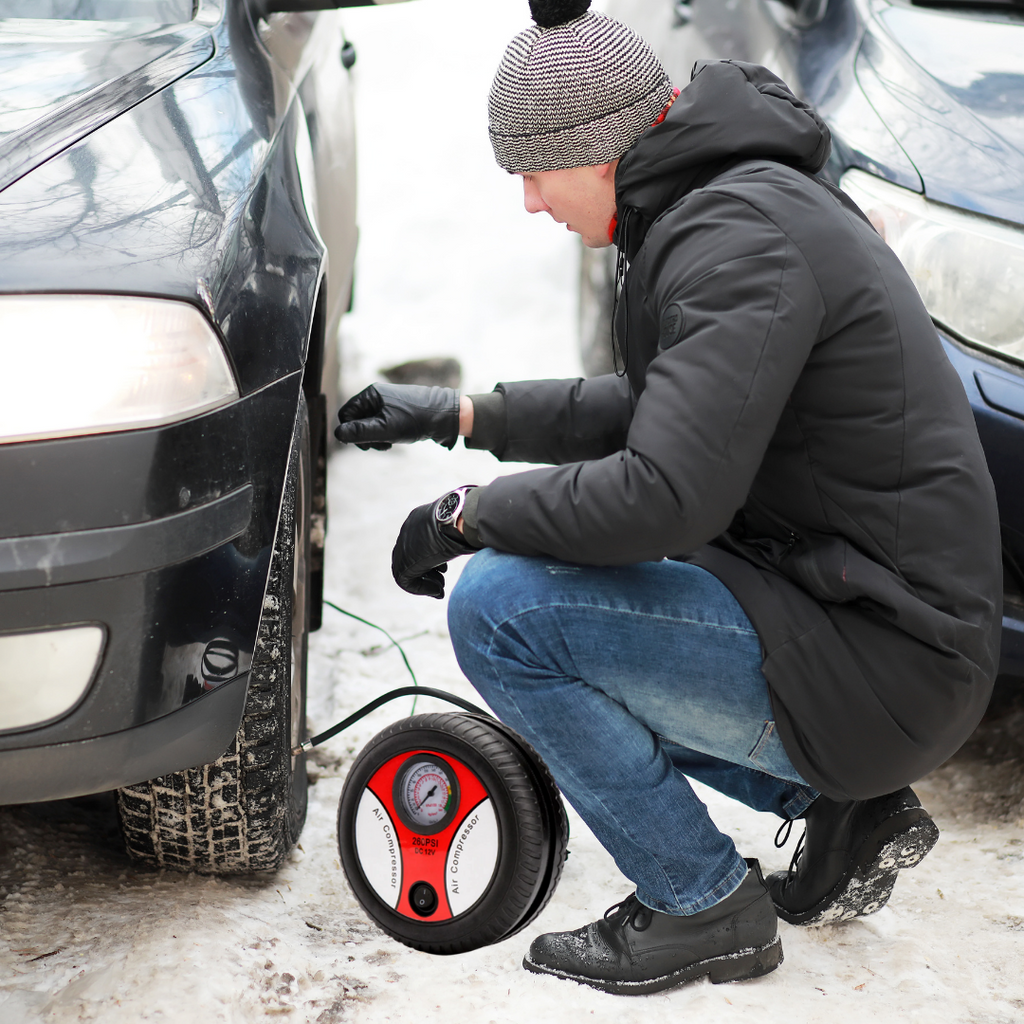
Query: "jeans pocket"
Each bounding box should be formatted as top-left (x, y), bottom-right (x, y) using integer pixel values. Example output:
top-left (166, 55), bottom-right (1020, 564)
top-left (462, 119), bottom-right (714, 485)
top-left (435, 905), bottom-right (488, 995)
top-left (748, 720), bottom-right (799, 780)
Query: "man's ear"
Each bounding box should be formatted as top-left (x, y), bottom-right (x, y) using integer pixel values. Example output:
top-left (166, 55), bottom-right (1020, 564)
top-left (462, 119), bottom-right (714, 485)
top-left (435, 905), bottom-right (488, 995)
top-left (595, 159), bottom-right (619, 180)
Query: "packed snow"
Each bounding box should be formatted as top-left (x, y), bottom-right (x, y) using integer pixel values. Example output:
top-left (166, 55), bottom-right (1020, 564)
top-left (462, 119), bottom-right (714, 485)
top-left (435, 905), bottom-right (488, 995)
top-left (2, 2), bottom-right (1023, 1022)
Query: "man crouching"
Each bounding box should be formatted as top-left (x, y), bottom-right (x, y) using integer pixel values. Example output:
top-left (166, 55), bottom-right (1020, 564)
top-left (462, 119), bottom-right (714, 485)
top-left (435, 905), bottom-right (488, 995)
top-left (336, 0), bottom-right (1001, 995)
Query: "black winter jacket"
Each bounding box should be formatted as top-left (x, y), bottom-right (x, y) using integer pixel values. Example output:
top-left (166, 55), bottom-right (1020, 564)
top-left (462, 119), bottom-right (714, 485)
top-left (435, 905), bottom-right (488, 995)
top-left (462, 61), bottom-right (1002, 801)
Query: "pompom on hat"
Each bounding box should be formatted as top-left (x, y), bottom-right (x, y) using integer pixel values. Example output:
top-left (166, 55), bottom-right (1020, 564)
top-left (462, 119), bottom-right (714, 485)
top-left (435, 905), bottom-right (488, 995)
top-left (488, 0), bottom-right (673, 174)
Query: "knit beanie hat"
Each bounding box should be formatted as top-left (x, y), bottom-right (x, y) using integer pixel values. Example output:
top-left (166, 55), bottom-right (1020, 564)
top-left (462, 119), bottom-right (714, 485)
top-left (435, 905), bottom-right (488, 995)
top-left (488, 0), bottom-right (673, 174)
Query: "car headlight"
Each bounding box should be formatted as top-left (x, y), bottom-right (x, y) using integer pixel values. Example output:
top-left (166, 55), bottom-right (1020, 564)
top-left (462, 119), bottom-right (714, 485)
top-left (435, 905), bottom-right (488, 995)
top-left (839, 169), bottom-right (1024, 363)
top-left (0, 295), bottom-right (238, 445)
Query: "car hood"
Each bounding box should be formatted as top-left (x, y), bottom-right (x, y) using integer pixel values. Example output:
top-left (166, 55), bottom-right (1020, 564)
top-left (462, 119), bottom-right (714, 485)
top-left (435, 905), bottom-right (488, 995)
top-left (857, 2), bottom-right (1024, 226)
top-left (0, 18), bottom-right (214, 194)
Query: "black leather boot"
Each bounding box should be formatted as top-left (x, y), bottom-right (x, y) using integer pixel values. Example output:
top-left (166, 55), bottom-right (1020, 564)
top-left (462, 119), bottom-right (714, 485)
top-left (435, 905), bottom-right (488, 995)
top-left (523, 859), bottom-right (782, 995)
top-left (767, 786), bottom-right (938, 926)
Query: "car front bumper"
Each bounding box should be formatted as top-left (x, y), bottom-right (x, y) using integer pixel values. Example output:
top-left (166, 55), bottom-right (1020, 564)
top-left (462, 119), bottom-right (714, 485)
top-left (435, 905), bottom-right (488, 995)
top-left (0, 675), bottom-right (249, 804)
top-left (0, 372), bottom-right (301, 803)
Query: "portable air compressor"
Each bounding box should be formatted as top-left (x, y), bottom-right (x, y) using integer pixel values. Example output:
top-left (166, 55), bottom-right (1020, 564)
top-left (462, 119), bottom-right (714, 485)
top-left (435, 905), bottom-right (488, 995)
top-left (299, 686), bottom-right (568, 955)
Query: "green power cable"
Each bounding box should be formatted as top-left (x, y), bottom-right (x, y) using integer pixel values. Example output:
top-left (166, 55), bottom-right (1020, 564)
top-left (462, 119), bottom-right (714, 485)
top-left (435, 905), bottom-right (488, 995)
top-left (324, 599), bottom-right (421, 713)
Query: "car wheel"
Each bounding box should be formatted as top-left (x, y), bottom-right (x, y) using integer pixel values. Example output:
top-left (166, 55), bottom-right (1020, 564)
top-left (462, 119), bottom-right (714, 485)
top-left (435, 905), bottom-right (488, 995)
top-left (578, 243), bottom-right (619, 378)
top-left (116, 396), bottom-right (312, 874)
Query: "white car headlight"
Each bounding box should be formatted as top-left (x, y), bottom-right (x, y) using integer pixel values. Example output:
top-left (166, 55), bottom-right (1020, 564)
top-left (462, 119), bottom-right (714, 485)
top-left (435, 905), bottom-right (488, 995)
top-left (840, 169), bottom-right (1024, 363)
top-left (0, 295), bottom-right (238, 445)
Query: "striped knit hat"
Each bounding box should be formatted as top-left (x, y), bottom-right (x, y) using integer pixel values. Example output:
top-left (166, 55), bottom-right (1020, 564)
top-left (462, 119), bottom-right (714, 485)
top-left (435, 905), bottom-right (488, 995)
top-left (488, 0), bottom-right (673, 174)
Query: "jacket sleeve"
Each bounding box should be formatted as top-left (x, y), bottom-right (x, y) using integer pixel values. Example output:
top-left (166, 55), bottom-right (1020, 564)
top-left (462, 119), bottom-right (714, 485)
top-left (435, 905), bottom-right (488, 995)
top-left (470, 191), bottom-right (827, 564)
top-left (465, 373), bottom-right (635, 464)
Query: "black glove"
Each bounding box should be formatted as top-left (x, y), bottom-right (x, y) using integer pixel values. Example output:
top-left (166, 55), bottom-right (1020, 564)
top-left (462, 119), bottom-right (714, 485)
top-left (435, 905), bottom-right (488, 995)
top-left (392, 492), bottom-right (478, 598)
top-left (335, 383), bottom-right (460, 450)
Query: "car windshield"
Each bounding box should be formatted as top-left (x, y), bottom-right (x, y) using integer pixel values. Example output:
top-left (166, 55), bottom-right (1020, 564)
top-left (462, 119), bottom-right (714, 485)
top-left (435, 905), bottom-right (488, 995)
top-left (0, 1), bottom-right (194, 20)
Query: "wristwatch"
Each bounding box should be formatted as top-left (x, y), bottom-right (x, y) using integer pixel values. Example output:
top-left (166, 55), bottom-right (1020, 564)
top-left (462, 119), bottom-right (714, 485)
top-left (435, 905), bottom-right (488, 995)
top-left (434, 486), bottom-right (476, 531)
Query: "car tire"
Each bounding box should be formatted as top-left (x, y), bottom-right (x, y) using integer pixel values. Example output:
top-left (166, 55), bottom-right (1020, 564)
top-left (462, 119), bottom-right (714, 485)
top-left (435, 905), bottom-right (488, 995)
top-left (578, 243), bottom-right (619, 378)
top-left (116, 396), bottom-right (312, 874)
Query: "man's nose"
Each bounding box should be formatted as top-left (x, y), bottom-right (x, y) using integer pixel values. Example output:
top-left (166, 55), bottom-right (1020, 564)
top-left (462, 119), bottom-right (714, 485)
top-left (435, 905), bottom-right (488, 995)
top-left (522, 178), bottom-right (549, 216)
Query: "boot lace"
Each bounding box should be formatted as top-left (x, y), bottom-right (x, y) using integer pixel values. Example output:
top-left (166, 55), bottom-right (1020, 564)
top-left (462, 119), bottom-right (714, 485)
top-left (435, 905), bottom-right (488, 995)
top-left (774, 817), bottom-right (806, 877)
top-left (603, 893), bottom-right (652, 932)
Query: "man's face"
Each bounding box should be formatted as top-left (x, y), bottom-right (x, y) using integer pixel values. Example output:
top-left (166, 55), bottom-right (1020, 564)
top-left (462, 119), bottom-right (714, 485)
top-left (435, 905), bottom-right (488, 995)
top-left (519, 162), bottom-right (618, 248)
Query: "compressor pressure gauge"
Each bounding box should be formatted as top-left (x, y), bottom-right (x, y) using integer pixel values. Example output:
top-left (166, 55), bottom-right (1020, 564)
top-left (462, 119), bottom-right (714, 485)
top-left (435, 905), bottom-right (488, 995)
top-left (395, 756), bottom-right (459, 833)
top-left (338, 712), bottom-right (568, 955)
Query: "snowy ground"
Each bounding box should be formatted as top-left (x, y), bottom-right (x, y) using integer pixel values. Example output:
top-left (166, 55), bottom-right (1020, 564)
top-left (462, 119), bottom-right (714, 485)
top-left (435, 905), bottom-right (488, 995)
top-left (2, 1), bottom-right (1024, 1022)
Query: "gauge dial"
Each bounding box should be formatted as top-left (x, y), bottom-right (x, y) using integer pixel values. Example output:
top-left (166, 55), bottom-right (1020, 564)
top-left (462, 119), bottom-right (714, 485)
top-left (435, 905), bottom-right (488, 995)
top-left (400, 760), bottom-right (455, 829)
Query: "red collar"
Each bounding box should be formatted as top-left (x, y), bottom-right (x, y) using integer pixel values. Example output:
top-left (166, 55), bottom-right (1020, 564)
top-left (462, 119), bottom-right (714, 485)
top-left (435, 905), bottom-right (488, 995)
top-left (609, 87), bottom-right (681, 244)
top-left (652, 87), bottom-right (681, 127)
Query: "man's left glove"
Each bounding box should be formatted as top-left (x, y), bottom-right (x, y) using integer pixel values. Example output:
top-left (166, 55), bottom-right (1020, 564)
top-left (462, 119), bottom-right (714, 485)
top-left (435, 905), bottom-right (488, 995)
top-left (392, 487), bottom-right (479, 598)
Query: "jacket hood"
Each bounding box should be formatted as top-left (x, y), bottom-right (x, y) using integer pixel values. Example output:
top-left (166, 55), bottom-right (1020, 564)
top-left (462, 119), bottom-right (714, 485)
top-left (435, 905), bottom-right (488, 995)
top-left (615, 60), bottom-right (831, 245)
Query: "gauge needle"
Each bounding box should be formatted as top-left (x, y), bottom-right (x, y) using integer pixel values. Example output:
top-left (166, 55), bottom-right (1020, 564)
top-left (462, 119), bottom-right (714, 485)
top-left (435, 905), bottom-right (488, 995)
top-left (415, 784), bottom-right (438, 811)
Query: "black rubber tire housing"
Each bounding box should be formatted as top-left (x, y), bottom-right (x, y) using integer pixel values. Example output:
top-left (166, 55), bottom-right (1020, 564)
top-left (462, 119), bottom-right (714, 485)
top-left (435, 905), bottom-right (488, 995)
top-left (116, 397), bottom-right (312, 873)
top-left (338, 712), bottom-right (569, 955)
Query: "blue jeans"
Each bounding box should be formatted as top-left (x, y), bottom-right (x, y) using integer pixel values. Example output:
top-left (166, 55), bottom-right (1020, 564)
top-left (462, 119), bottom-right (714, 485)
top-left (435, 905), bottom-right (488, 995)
top-left (448, 549), bottom-right (818, 916)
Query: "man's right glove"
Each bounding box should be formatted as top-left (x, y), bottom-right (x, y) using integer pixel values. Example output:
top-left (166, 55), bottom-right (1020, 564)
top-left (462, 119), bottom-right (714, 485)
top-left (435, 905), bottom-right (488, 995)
top-left (392, 488), bottom-right (479, 598)
top-left (335, 383), bottom-right (460, 450)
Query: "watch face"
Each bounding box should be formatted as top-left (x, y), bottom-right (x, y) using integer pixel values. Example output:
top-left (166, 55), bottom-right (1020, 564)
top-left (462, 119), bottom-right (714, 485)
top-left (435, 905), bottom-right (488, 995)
top-left (435, 491), bottom-right (460, 523)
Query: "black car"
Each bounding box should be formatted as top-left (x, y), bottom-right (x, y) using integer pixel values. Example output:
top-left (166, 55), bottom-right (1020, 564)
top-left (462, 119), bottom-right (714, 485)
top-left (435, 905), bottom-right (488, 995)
top-left (0, 0), bottom-right (394, 874)
top-left (582, 0), bottom-right (1024, 688)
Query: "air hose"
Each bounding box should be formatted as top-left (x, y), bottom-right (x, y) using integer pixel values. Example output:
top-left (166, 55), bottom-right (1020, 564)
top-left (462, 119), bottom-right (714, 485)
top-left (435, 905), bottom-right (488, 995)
top-left (292, 600), bottom-right (489, 754)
